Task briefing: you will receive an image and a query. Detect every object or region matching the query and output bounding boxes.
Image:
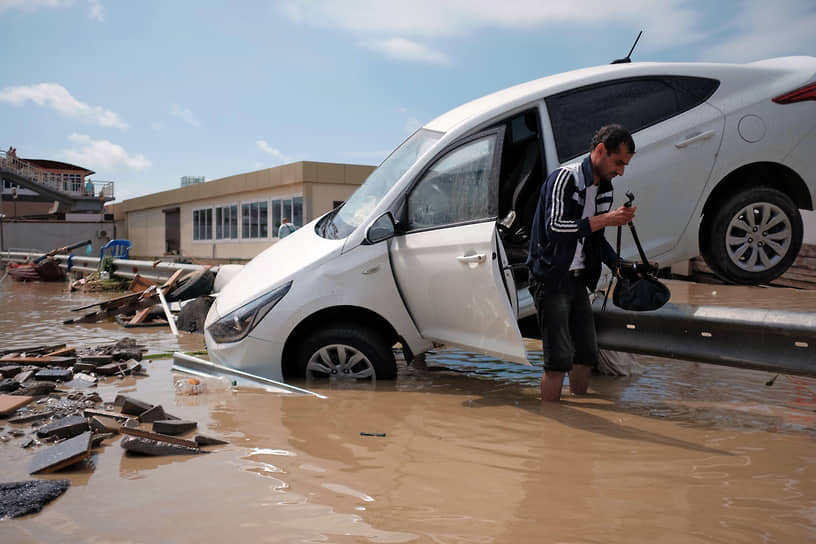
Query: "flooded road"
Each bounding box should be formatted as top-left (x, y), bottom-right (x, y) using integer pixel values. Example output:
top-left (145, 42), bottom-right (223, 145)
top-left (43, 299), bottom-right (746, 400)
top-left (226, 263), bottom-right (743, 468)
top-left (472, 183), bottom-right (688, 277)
top-left (1, 279), bottom-right (814, 543)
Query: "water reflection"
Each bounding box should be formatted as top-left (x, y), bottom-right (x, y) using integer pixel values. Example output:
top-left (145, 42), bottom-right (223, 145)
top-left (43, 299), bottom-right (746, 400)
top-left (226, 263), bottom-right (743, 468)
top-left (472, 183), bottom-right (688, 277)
top-left (2, 277), bottom-right (816, 542)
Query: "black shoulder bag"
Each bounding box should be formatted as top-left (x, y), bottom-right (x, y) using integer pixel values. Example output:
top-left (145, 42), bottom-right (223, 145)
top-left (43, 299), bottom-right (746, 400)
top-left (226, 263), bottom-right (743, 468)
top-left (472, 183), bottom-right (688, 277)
top-left (605, 193), bottom-right (671, 312)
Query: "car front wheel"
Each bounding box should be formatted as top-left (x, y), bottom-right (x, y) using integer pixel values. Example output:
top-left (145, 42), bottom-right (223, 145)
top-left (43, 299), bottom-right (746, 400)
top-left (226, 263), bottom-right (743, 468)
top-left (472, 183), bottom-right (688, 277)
top-left (296, 326), bottom-right (397, 381)
top-left (703, 187), bottom-right (802, 285)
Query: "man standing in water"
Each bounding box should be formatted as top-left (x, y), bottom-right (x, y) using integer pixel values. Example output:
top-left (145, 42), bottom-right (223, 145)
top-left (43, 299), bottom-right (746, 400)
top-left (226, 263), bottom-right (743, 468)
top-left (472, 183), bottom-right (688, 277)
top-left (526, 125), bottom-right (637, 401)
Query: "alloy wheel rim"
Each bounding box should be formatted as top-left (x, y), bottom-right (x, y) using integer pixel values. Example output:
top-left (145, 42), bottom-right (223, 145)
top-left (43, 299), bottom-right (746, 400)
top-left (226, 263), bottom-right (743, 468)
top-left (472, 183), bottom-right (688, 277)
top-left (725, 202), bottom-right (792, 272)
top-left (305, 343), bottom-right (375, 380)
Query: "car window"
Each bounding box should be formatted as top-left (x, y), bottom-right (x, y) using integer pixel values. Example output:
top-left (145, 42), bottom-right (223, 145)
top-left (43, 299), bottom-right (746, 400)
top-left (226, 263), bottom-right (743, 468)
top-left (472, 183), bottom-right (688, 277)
top-left (320, 128), bottom-right (442, 239)
top-left (407, 135), bottom-right (497, 229)
top-left (546, 76), bottom-right (720, 162)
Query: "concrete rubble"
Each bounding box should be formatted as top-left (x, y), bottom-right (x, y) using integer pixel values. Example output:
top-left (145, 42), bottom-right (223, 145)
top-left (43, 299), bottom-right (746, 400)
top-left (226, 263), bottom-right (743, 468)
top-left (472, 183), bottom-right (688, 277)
top-left (0, 340), bottom-right (229, 518)
top-left (0, 479), bottom-right (71, 519)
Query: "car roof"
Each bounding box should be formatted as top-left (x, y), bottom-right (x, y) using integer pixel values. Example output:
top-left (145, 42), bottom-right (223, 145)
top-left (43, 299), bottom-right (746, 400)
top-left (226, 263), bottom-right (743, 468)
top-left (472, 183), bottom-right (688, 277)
top-left (424, 57), bottom-right (816, 135)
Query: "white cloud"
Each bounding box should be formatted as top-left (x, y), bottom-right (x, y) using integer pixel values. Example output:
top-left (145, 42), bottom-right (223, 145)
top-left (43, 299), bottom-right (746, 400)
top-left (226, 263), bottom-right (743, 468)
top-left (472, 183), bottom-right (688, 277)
top-left (0, 83), bottom-right (127, 129)
top-left (277, 0), bottom-right (704, 50)
top-left (88, 0), bottom-right (103, 22)
top-left (702, 0), bottom-right (816, 62)
top-left (256, 140), bottom-right (292, 164)
top-left (0, 0), bottom-right (72, 13)
top-left (170, 104), bottom-right (201, 128)
top-left (60, 133), bottom-right (150, 171)
top-left (0, 0), bottom-right (104, 21)
top-left (360, 38), bottom-right (450, 64)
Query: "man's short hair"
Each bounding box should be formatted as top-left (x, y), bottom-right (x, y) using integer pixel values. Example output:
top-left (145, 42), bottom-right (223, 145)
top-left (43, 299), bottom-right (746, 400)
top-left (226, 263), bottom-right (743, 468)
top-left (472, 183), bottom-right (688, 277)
top-left (591, 124), bottom-right (635, 155)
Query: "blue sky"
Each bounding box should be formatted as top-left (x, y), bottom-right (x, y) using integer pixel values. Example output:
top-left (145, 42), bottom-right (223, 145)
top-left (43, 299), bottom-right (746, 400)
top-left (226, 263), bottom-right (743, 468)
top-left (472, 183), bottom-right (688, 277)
top-left (1, 0), bottom-right (815, 202)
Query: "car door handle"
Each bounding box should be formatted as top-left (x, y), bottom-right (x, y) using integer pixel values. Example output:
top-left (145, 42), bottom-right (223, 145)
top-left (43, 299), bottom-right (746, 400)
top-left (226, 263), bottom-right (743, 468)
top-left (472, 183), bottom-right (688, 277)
top-left (675, 130), bottom-right (715, 148)
top-left (457, 253), bottom-right (486, 264)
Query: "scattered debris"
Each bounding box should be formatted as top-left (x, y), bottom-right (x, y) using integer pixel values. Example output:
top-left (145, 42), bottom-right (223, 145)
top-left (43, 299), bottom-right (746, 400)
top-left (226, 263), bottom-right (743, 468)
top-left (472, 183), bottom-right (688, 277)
top-left (176, 296), bottom-right (214, 333)
top-left (8, 410), bottom-right (55, 424)
top-left (0, 339), bottom-right (230, 516)
top-left (194, 434), bottom-right (229, 446)
top-left (152, 419), bottom-right (196, 435)
top-left (29, 431), bottom-right (92, 474)
top-left (138, 404), bottom-right (166, 423)
top-left (0, 394), bottom-right (33, 416)
top-left (35, 368), bottom-right (74, 382)
top-left (36, 415), bottom-right (90, 440)
top-left (12, 383), bottom-right (56, 397)
top-left (89, 415), bottom-right (121, 434)
top-left (120, 435), bottom-right (202, 456)
top-left (0, 479), bottom-right (71, 519)
top-left (120, 397), bottom-right (153, 416)
top-left (360, 432), bottom-right (387, 437)
top-left (119, 426), bottom-right (200, 449)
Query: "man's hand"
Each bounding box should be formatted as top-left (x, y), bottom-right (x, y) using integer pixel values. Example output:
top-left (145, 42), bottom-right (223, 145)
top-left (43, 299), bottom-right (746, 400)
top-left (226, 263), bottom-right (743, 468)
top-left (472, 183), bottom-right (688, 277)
top-left (590, 205), bottom-right (636, 231)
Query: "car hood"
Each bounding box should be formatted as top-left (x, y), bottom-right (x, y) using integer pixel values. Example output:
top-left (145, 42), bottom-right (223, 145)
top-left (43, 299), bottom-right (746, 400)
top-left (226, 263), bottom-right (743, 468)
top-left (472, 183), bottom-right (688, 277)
top-left (214, 220), bottom-right (345, 316)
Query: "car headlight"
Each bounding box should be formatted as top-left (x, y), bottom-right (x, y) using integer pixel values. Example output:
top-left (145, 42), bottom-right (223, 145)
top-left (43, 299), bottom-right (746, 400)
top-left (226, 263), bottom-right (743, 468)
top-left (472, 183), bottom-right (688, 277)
top-left (207, 281), bottom-right (292, 344)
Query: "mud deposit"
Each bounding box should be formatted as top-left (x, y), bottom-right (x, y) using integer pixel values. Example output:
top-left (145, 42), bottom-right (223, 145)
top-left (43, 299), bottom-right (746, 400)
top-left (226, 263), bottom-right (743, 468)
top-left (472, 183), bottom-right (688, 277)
top-left (1, 279), bottom-right (814, 543)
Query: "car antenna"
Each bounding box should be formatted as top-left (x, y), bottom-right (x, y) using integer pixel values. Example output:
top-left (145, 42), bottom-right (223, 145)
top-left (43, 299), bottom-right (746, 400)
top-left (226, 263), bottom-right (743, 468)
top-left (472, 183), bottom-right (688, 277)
top-left (611, 30), bottom-right (643, 64)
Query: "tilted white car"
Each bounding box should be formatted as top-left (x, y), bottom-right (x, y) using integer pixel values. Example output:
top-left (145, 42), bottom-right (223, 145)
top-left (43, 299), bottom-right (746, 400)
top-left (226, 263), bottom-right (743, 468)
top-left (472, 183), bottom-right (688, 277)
top-left (206, 56), bottom-right (816, 381)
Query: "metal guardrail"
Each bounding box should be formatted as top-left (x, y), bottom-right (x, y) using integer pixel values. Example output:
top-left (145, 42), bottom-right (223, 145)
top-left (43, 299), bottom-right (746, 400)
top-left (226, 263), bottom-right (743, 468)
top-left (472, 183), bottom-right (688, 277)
top-left (1, 251), bottom-right (213, 283)
top-left (2, 248), bottom-right (814, 377)
top-left (594, 300), bottom-right (816, 377)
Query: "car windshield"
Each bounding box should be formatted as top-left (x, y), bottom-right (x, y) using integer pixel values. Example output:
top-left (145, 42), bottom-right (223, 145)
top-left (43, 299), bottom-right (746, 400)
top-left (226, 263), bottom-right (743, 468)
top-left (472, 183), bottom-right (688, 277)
top-left (319, 128), bottom-right (443, 239)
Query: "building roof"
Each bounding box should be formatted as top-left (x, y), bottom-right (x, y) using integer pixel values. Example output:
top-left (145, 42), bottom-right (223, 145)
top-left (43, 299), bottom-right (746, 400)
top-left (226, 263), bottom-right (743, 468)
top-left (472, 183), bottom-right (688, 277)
top-left (120, 161), bottom-right (375, 213)
top-left (23, 158), bottom-right (95, 175)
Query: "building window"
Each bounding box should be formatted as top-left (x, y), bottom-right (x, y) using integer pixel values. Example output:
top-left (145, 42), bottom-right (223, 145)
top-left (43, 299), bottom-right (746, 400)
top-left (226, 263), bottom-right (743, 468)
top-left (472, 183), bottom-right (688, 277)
top-left (270, 195), bottom-right (304, 237)
top-left (215, 204), bottom-right (239, 240)
top-left (241, 201), bottom-right (268, 239)
top-left (193, 208), bottom-right (213, 241)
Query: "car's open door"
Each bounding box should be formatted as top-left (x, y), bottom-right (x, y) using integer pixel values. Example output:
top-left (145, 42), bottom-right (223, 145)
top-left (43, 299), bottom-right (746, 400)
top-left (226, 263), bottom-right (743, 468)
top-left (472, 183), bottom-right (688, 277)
top-left (388, 129), bottom-right (529, 365)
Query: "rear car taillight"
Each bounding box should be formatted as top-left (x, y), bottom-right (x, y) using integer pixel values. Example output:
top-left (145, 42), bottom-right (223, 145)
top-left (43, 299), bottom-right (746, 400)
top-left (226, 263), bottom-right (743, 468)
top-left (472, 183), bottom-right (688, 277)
top-left (773, 82), bottom-right (816, 104)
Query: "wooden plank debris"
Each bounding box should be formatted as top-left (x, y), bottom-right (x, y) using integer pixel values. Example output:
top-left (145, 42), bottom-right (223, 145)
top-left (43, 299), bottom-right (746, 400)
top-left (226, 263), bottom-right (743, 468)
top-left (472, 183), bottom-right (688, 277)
top-left (0, 356), bottom-right (76, 367)
top-left (83, 408), bottom-right (131, 421)
top-left (29, 431), bottom-right (92, 474)
top-left (43, 346), bottom-right (76, 357)
top-left (0, 394), bottom-right (33, 416)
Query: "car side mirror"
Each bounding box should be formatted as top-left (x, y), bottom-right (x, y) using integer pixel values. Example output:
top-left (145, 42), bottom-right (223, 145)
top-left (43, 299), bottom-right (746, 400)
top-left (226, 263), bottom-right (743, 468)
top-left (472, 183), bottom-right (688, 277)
top-left (365, 212), bottom-right (396, 244)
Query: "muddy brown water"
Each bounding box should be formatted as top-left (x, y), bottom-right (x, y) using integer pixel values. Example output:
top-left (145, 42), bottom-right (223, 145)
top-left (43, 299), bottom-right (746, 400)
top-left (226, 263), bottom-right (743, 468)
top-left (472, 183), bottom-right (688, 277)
top-left (0, 279), bottom-right (814, 543)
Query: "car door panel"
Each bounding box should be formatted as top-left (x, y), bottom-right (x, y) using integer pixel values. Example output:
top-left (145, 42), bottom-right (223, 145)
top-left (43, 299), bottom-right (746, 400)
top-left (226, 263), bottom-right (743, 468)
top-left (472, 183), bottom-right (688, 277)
top-left (390, 221), bottom-right (528, 365)
top-left (388, 129), bottom-right (528, 365)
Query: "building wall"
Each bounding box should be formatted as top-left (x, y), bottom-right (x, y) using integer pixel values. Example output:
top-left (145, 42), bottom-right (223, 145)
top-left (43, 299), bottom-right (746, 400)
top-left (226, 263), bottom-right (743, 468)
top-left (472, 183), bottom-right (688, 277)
top-left (118, 161), bottom-right (374, 259)
top-left (126, 208), bottom-right (166, 257)
top-left (0, 219), bottom-right (113, 255)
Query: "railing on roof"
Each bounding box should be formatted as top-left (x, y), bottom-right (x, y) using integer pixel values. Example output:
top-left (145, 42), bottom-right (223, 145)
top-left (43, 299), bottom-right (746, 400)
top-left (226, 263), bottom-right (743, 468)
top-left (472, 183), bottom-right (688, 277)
top-left (0, 150), bottom-right (114, 200)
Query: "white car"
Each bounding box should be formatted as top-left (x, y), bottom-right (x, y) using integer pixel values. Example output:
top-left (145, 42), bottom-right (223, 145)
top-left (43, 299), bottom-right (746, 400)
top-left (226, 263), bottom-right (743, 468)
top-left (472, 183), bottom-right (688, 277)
top-left (206, 56), bottom-right (816, 381)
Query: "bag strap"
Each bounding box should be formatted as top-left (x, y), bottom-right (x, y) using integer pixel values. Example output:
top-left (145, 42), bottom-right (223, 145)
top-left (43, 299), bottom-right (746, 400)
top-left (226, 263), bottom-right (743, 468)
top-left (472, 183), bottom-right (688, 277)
top-left (602, 224), bottom-right (623, 311)
top-left (627, 221), bottom-right (650, 266)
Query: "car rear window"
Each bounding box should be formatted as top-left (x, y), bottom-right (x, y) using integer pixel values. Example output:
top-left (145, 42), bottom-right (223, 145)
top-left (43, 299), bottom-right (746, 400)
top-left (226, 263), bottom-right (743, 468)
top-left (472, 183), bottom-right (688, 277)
top-left (546, 76), bottom-right (720, 162)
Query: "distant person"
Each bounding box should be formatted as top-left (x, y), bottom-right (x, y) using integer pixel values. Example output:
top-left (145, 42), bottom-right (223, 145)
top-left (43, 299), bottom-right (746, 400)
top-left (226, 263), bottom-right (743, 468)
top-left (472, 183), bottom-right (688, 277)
top-left (85, 179), bottom-right (94, 196)
top-left (278, 217), bottom-right (296, 239)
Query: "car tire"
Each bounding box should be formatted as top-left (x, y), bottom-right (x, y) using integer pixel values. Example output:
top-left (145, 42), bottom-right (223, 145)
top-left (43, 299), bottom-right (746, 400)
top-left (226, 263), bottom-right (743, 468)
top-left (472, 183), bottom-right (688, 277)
top-left (295, 326), bottom-right (397, 381)
top-left (165, 269), bottom-right (215, 302)
top-left (703, 187), bottom-right (802, 285)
